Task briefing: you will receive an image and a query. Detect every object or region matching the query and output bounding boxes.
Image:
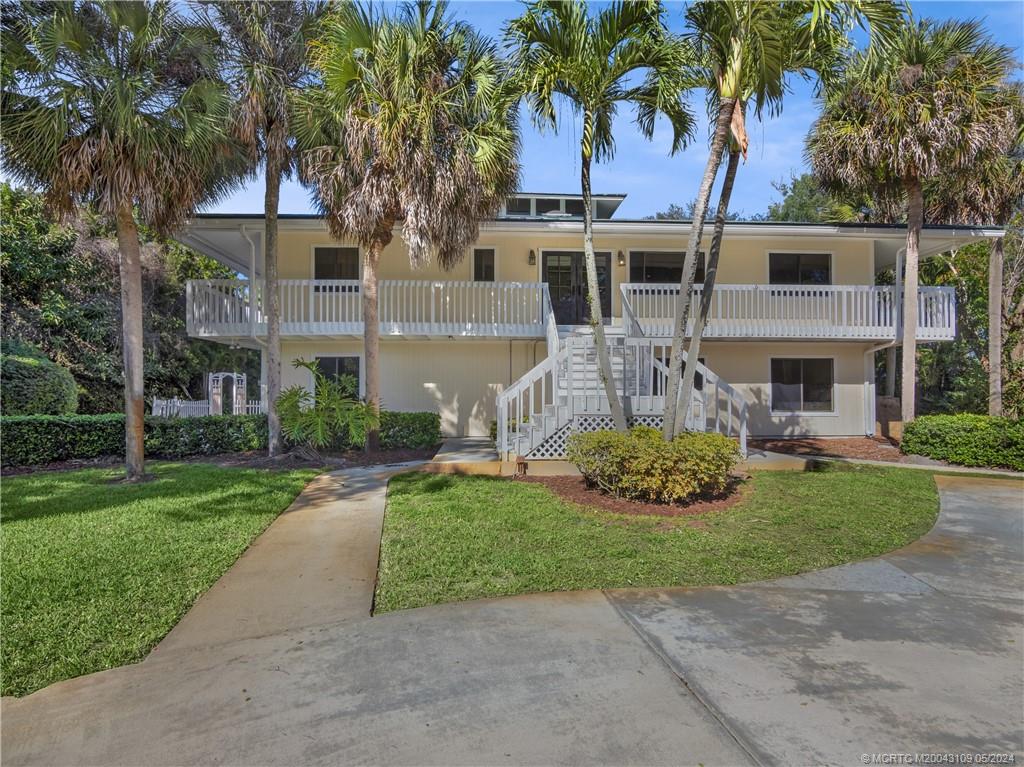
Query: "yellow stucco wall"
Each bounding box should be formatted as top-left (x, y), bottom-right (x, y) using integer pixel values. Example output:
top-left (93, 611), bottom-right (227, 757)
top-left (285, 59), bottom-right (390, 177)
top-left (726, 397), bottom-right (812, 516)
top-left (281, 338), bottom-right (540, 437)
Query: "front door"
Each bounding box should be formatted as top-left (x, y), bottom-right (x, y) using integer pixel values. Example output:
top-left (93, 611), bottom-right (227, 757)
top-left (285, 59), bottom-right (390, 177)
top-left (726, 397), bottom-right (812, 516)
top-left (542, 251), bottom-right (611, 325)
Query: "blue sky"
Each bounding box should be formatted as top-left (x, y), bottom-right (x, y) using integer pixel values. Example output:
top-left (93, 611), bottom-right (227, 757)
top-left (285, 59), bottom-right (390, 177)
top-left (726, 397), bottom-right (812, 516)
top-left (208, 0), bottom-right (1024, 221)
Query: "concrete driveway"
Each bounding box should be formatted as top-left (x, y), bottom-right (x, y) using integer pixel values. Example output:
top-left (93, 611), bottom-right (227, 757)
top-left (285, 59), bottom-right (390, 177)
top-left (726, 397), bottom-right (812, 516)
top-left (2, 475), bottom-right (1021, 766)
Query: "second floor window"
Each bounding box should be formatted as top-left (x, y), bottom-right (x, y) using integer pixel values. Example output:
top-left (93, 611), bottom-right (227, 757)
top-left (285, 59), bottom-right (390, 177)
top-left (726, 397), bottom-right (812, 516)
top-left (769, 252), bottom-right (831, 285)
top-left (630, 251), bottom-right (705, 284)
top-left (314, 246), bottom-right (359, 280)
top-left (473, 248), bottom-right (495, 282)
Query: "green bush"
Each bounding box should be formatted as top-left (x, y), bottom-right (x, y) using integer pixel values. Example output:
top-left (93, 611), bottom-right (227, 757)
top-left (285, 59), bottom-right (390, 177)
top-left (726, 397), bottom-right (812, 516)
top-left (379, 411), bottom-right (442, 450)
top-left (0, 414), bottom-right (268, 467)
top-left (0, 342), bottom-right (78, 415)
top-left (567, 425), bottom-right (740, 505)
top-left (0, 410), bottom-right (441, 467)
top-left (901, 414), bottom-right (1024, 471)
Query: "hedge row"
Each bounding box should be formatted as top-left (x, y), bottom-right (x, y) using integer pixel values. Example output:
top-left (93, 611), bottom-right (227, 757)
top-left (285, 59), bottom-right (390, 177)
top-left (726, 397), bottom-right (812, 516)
top-left (1, 411), bottom-right (441, 468)
top-left (901, 414), bottom-right (1024, 471)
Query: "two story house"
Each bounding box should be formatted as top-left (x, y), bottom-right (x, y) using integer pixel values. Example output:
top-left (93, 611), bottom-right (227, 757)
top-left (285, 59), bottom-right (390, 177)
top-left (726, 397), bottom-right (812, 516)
top-left (178, 192), bottom-right (994, 458)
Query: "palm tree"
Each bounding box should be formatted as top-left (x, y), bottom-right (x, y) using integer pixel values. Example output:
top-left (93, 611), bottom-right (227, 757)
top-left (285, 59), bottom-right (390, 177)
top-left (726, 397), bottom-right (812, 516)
top-left (203, 1), bottom-right (325, 458)
top-left (926, 114), bottom-right (1024, 417)
top-left (1, 1), bottom-right (239, 480)
top-left (664, 0), bottom-right (904, 439)
top-left (808, 18), bottom-right (1018, 424)
top-left (297, 1), bottom-right (520, 448)
top-left (506, 0), bottom-right (693, 433)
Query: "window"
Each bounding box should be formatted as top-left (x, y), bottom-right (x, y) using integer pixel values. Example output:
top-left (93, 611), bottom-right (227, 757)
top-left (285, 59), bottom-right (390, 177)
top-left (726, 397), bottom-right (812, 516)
top-left (505, 197), bottom-right (531, 216)
top-left (536, 198), bottom-right (562, 215)
top-left (564, 198), bottom-right (586, 217)
top-left (315, 356), bottom-right (360, 397)
top-left (314, 246), bottom-right (359, 292)
top-left (769, 252), bottom-right (831, 285)
top-left (629, 251), bottom-right (705, 284)
top-left (771, 358), bottom-right (834, 412)
top-left (473, 248), bottom-right (495, 282)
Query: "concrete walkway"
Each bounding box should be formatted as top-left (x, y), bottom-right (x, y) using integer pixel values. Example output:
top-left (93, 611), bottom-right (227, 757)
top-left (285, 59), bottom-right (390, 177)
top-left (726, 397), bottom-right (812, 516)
top-left (3, 475), bottom-right (1022, 765)
top-left (159, 461), bottom-right (423, 653)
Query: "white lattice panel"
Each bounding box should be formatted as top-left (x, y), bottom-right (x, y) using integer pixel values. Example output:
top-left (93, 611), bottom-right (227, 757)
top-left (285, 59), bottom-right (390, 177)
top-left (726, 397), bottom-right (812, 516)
top-left (526, 415), bottom-right (666, 459)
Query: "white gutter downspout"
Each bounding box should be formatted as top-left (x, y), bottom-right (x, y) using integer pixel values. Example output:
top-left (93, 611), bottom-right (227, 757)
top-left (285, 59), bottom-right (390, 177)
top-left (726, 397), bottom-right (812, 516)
top-left (863, 247), bottom-right (906, 436)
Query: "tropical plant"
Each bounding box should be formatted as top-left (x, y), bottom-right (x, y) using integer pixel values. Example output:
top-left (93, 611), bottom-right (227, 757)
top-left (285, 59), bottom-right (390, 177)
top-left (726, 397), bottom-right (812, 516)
top-left (297, 1), bottom-right (520, 448)
top-left (663, 0), bottom-right (904, 439)
top-left (506, 0), bottom-right (693, 432)
top-left (1, 1), bottom-right (241, 479)
top-left (202, 0), bottom-right (325, 457)
top-left (925, 102), bottom-right (1024, 417)
top-left (807, 18), bottom-right (1018, 423)
top-left (0, 183), bottom-right (258, 413)
top-left (276, 359), bottom-right (378, 462)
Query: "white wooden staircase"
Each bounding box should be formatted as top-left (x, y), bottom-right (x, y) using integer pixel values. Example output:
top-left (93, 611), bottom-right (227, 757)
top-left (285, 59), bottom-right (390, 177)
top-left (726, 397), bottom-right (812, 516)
top-left (496, 299), bottom-right (748, 460)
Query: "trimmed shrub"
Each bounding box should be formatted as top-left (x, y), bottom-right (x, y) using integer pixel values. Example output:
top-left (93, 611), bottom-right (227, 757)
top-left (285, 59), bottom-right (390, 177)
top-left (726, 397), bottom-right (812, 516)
top-left (378, 411), bottom-right (441, 450)
top-left (0, 410), bottom-right (441, 467)
top-left (146, 416), bottom-right (268, 459)
top-left (0, 342), bottom-right (78, 415)
top-left (567, 425), bottom-right (740, 505)
top-left (901, 414), bottom-right (1024, 471)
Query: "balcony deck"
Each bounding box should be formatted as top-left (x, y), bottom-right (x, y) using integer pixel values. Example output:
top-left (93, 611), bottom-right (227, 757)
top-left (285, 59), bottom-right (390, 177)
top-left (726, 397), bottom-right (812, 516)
top-left (620, 283), bottom-right (956, 341)
top-left (187, 279), bottom-right (549, 341)
top-left (186, 279), bottom-right (956, 343)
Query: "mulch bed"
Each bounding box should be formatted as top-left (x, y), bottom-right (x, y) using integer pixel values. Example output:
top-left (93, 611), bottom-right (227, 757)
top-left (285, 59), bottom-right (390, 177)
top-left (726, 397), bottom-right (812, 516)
top-left (515, 473), bottom-right (746, 518)
top-left (748, 436), bottom-right (909, 463)
top-left (3, 446), bottom-right (439, 477)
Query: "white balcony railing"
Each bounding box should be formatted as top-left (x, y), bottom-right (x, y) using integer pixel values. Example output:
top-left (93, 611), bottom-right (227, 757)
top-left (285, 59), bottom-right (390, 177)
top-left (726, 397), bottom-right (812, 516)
top-left (620, 283), bottom-right (956, 341)
top-left (187, 279), bottom-right (550, 339)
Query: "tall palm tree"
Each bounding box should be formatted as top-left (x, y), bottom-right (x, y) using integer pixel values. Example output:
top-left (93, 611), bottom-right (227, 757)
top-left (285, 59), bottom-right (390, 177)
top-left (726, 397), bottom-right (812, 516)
top-left (203, 1), bottom-right (325, 458)
top-left (926, 113), bottom-right (1024, 417)
top-left (506, 0), bottom-right (693, 433)
top-left (297, 1), bottom-right (520, 448)
top-left (670, 0), bottom-right (902, 437)
top-left (1, 1), bottom-right (238, 480)
top-left (808, 18), bottom-right (1018, 424)
top-left (663, 0), bottom-right (903, 439)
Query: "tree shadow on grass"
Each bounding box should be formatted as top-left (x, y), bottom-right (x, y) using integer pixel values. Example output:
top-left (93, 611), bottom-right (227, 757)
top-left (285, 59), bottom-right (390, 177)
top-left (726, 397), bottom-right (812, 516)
top-left (1, 463), bottom-right (310, 525)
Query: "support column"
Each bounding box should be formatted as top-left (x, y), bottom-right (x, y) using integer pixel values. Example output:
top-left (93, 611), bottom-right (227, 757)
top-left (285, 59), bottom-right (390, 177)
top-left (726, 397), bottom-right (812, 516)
top-left (884, 346), bottom-right (897, 398)
top-left (864, 349), bottom-right (877, 437)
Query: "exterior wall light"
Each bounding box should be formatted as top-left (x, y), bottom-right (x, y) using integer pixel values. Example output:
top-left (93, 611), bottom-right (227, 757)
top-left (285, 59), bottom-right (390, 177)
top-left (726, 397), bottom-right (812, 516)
top-left (528, 249), bottom-right (536, 266)
top-left (617, 250), bottom-right (626, 267)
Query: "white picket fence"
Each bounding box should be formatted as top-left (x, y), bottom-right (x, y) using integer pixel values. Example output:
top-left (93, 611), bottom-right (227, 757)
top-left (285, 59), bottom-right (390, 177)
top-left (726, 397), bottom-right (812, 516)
top-left (151, 398), bottom-right (264, 417)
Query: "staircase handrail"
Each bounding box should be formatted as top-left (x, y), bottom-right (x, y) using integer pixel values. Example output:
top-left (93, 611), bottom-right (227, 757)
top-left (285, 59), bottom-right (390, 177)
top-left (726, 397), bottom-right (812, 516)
top-left (619, 283), bottom-right (645, 338)
top-left (495, 342), bottom-right (572, 455)
top-left (648, 352), bottom-right (747, 456)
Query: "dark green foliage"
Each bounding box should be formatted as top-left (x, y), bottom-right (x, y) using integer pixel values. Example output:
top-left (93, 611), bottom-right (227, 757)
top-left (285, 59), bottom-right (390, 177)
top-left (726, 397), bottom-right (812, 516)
top-left (567, 425), bottom-right (740, 504)
top-left (0, 414), bottom-right (267, 467)
top-left (0, 341), bottom-right (78, 415)
top-left (0, 184), bottom-right (259, 413)
top-left (901, 414), bottom-right (1024, 471)
top-left (1, 410), bottom-right (440, 467)
top-left (378, 411), bottom-right (442, 450)
top-left (277, 360), bottom-right (377, 458)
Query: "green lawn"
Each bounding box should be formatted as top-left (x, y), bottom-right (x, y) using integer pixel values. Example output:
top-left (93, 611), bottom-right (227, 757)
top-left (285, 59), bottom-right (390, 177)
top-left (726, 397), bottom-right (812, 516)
top-left (1, 463), bottom-right (316, 696)
top-left (375, 464), bottom-right (939, 612)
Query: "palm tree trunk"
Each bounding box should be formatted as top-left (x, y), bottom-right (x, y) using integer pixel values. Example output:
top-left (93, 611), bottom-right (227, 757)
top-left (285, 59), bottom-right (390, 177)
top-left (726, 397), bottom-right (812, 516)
top-left (988, 236), bottom-right (1003, 417)
top-left (581, 112), bottom-right (627, 432)
top-left (662, 97), bottom-right (736, 440)
top-left (265, 153), bottom-right (283, 457)
top-left (114, 202), bottom-right (146, 481)
top-left (678, 147), bottom-right (740, 435)
top-left (900, 178), bottom-right (924, 424)
top-left (363, 228), bottom-right (392, 451)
